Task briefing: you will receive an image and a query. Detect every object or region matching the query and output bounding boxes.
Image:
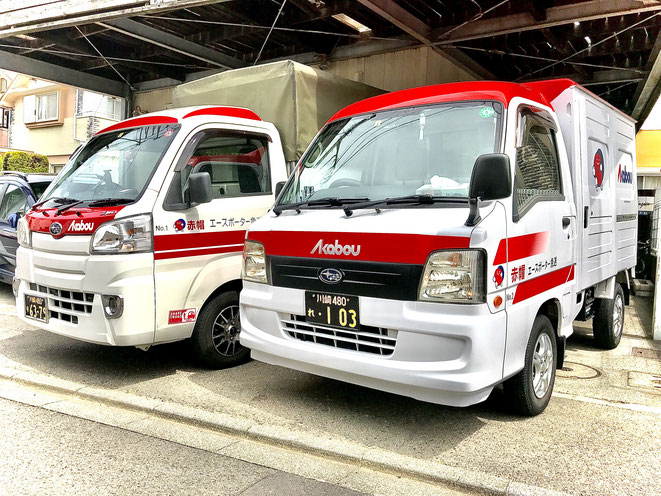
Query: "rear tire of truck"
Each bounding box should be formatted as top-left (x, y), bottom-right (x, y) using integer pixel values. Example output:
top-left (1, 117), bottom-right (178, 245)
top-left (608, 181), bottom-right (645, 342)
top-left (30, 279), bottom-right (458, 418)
top-left (592, 283), bottom-right (624, 350)
top-left (191, 291), bottom-right (250, 369)
top-left (503, 315), bottom-right (556, 416)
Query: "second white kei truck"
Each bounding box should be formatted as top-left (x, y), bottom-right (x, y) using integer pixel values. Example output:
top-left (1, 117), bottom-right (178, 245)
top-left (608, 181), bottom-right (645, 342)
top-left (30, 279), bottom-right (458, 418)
top-left (240, 79), bottom-right (637, 415)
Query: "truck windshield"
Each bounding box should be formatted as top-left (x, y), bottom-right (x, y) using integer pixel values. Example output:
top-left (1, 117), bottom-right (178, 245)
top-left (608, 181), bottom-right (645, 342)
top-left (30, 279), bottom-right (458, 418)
top-left (278, 101), bottom-right (503, 207)
top-left (41, 124), bottom-right (180, 206)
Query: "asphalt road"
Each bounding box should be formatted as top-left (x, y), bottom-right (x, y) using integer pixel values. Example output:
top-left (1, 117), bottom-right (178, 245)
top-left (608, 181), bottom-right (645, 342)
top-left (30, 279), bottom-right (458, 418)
top-left (0, 397), bottom-right (365, 496)
top-left (1, 285), bottom-right (660, 496)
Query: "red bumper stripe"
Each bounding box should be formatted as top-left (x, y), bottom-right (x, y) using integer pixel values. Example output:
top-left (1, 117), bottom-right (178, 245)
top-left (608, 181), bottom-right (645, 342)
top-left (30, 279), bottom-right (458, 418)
top-left (247, 230), bottom-right (470, 264)
top-left (513, 265), bottom-right (575, 304)
top-left (493, 231), bottom-right (550, 265)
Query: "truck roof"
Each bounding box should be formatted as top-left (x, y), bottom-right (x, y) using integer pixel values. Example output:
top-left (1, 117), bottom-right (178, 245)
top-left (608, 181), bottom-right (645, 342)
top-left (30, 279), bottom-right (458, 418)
top-left (328, 79), bottom-right (617, 122)
top-left (96, 106), bottom-right (264, 136)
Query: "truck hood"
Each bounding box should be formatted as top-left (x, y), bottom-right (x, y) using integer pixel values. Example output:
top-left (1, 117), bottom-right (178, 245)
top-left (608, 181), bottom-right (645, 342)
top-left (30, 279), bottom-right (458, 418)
top-left (26, 206), bottom-right (126, 238)
top-left (247, 204), bottom-right (483, 265)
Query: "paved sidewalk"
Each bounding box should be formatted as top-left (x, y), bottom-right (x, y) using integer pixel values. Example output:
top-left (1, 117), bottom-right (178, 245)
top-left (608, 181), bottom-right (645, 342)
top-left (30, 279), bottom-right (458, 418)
top-left (0, 286), bottom-right (659, 496)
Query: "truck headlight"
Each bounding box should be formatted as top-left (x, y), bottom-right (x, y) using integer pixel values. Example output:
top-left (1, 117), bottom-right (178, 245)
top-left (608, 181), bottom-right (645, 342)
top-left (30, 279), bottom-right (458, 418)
top-left (91, 214), bottom-right (153, 254)
top-left (242, 240), bottom-right (268, 283)
top-left (418, 250), bottom-right (485, 303)
top-left (17, 216), bottom-right (31, 248)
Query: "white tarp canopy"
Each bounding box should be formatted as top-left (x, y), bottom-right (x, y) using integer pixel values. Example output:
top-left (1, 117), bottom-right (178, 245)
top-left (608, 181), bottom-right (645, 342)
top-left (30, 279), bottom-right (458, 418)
top-left (173, 60), bottom-right (384, 162)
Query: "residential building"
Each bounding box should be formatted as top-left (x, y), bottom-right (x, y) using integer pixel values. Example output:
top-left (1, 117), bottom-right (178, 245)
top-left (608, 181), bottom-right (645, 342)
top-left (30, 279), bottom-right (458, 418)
top-left (0, 72), bottom-right (125, 172)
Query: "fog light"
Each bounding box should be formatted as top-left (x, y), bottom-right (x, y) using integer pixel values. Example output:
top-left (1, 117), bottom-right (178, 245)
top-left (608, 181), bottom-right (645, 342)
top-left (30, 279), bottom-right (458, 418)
top-left (12, 277), bottom-right (19, 297)
top-left (101, 295), bottom-right (124, 319)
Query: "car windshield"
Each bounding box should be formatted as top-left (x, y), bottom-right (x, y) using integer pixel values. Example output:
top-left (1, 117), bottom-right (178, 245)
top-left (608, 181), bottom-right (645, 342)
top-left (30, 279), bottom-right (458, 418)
top-left (41, 124), bottom-right (180, 205)
top-left (278, 101), bottom-right (503, 206)
top-left (29, 181), bottom-right (53, 199)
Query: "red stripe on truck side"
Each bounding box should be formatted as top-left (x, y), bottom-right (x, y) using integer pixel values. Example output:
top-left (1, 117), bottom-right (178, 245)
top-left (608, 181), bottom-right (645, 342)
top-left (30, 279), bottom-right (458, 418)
top-left (247, 230), bottom-right (470, 264)
top-left (154, 230), bottom-right (246, 252)
top-left (513, 265), bottom-right (574, 304)
top-left (493, 231), bottom-right (550, 265)
top-left (154, 245), bottom-right (243, 260)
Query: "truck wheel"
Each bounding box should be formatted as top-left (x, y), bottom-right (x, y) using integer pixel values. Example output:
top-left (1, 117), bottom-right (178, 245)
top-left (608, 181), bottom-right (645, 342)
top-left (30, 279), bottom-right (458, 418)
top-left (191, 291), bottom-right (250, 369)
top-left (592, 283), bottom-right (624, 350)
top-left (503, 315), bottom-right (557, 416)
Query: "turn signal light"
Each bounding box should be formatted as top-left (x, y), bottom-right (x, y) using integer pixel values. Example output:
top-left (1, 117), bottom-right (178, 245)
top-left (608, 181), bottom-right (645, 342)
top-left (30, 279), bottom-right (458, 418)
top-left (493, 295), bottom-right (503, 308)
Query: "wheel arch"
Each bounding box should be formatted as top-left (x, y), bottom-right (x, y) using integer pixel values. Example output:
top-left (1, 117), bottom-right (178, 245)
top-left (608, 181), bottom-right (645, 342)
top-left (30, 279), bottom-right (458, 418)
top-left (199, 278), bottom-right (243, 314)
top-left (536, 298), bottom-right (565, 369)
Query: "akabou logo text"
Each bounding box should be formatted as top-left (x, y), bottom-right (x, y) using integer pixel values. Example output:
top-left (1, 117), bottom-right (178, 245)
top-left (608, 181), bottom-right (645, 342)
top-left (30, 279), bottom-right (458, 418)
top-left (311, 239), bottom-right (361, 256)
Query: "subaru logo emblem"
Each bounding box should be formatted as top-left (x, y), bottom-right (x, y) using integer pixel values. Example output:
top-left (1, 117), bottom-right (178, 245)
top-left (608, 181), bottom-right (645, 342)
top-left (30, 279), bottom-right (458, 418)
top-left (49, 222), bottom-right (63, 237)
top-left (318, 268), bottom-right (343, 284)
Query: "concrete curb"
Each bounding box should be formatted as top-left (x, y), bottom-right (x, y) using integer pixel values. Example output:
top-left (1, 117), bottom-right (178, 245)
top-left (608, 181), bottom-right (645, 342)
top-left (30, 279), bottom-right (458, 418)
top-left (0, 368), bottom-right (571, 496)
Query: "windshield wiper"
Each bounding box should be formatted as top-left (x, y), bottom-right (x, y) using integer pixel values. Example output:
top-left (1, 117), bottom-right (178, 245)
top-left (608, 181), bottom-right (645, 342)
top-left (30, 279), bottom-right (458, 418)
top-left (343, 194), bottom-right (467, 216)
top-left (56, 200), bottom-right (85, 216)
top-left (86, 198), bottom-right (135, 207)
top-left (273, 197), bottom-right (369, 216)
top-left (32, 197), bottom-right (78, 210)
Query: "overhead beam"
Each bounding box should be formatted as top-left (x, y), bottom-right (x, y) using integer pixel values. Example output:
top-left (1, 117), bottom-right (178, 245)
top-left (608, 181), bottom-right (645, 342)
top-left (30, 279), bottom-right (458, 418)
top-left (0, 49), bottom-right (128, 97)
top-left (434, 0), bottom-right (661, 44)
top-left (97, 18), bottom-right (245, 69)
top-left (632, 30), bottom-right (661, 125)
top-left (0, 0), bottom-right (233, 39)
top-left (355, 0), bottom-right (495, 79)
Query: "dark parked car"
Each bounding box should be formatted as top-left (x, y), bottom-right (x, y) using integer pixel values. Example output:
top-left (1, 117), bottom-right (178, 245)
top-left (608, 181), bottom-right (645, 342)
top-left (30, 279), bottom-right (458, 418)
top-left (0, 171), bottom-right (55, 283)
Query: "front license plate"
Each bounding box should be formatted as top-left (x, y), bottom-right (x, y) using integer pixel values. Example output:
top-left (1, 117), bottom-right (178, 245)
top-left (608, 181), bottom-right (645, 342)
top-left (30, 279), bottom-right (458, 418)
top-left (25, 295), bottom-right (48, 323)
top-left (305, 291), bottom-right (359, 330)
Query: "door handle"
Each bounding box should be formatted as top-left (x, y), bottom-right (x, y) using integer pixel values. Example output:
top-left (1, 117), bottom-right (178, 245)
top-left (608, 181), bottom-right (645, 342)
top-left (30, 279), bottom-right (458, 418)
top-left (584, 206), bottom-right (589, 229)
top-left (562, 217), bottom-right (571, 228)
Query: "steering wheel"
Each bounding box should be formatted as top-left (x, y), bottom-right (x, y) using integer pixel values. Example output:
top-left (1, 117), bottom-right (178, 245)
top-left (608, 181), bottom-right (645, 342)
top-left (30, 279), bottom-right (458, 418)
top-left (329, 178), bottom-right (362, 188)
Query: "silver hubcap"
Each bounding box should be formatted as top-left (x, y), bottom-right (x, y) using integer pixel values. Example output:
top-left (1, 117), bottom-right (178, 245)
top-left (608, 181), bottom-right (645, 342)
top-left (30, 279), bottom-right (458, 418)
top-left (532, 333), bottom-right (554, 399)
top-left (613, 294), bottom-right (624, 339)
top-left (211, 305), bottom-right (243, 357)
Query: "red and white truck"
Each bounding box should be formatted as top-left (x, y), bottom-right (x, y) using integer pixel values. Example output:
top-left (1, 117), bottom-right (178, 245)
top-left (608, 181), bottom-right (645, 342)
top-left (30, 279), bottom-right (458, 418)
top-left (15, 105), bottom-right (289, 368)
top-left (240, 79), bottom-right (637, 415)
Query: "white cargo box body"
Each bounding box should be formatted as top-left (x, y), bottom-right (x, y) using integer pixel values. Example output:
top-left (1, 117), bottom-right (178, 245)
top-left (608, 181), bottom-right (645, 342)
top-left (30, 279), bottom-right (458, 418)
top-left (548, 84), bottom-right (637, 292)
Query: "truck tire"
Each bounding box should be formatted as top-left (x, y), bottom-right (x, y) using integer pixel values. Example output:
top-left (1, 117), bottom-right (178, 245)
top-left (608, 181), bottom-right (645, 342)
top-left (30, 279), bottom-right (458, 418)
top-left (592, 283), bottom-right (624, 350)
top-left (191, 291), bottom-right (250, 369)
top-left (503, 315), bottom-right (557, 416)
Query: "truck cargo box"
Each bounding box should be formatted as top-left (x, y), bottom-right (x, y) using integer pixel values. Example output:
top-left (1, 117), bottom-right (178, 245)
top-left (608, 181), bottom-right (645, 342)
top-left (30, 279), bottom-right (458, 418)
top-left (532, 81), bottom-right (637, 292)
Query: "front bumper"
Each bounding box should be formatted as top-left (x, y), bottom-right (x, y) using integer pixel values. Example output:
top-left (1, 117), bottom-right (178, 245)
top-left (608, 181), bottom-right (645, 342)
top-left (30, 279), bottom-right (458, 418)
top-left (240, 282), bottom-right (507, 407)
top-left (15, 245), bottom-right (155, 346)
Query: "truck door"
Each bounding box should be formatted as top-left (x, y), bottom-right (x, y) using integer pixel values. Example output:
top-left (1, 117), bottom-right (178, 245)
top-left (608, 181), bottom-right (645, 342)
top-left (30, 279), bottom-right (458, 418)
top-left (151, 127), bottom-right (276, 344)
top-left (503, 105), bottom-right (576, 373)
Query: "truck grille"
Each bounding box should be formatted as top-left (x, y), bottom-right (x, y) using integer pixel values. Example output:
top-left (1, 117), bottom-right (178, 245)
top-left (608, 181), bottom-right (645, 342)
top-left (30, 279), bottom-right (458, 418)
top-left (28, 283), bottom-right (94, 324)
top-left (281, 314), bottom-right (397, 356)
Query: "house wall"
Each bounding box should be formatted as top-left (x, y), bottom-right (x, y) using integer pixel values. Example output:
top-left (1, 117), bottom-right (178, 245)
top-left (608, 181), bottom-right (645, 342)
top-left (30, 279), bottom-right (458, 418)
top-left (11, 84), bottom-right (79, 168)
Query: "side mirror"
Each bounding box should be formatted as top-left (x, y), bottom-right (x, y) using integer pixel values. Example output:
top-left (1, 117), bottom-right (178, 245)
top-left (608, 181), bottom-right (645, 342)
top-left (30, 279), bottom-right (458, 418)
top-left (275, 181), bottom-right (286, 198)
top-left (8, 212), bottom-right (21, 229)
top-left (188, 172), bottom-right (212, 206)
top-left (465, 153), bottom-right (511, 226)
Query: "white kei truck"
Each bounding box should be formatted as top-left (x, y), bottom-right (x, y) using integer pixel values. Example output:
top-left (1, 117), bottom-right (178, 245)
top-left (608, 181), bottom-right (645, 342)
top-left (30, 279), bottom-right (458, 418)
top-left (13, 61), bottom-right (381, 368)
top-left (14, 106), bottom-right (287, 367)
top-left (240, 79), bottom-right (637, 415)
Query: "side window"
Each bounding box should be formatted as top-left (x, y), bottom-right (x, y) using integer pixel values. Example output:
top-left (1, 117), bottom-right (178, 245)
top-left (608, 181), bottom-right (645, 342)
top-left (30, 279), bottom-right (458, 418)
top-left (0, 185), bottom-right (28, 224)
top-left (165, 131), bottom-right (271, 208)
top-left (514, 109), bottom-right (563, 218)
